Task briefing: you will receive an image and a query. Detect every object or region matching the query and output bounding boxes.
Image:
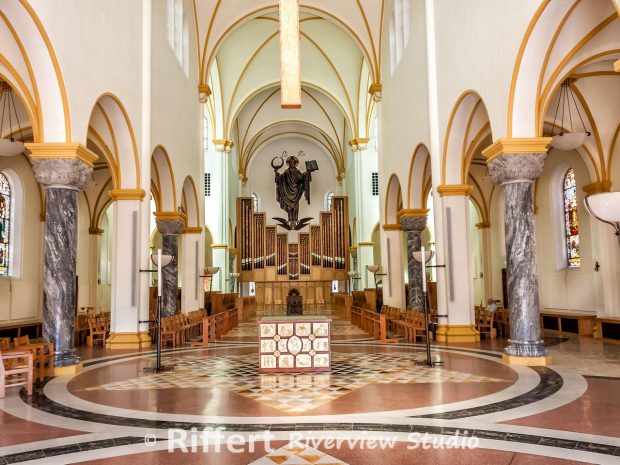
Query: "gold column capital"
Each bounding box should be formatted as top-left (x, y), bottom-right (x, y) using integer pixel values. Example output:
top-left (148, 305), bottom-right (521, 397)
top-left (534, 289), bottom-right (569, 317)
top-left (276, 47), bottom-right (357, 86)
top-left (154, 211), bottom-right (187, 223)
top-left (382, 223), bottom-right (402, 231)
top-left (481, 137), bottom-right (552, 163)
top-left (183, 226), bottom-right (203, 234)
top-left (475, 221), bottom-right (491, 229)
top-left (25, 142), bottom-right (98, 167)
top-left (397, 208), bottom-right (429, 220)
top-left (436, 184), bottom-right (472, 197)
top-left (348, 138), bottom-right (370, 151)
top-left (108, 189), bottom-right (146, 201)
top-left (213, 139), bottom-right (234, 153)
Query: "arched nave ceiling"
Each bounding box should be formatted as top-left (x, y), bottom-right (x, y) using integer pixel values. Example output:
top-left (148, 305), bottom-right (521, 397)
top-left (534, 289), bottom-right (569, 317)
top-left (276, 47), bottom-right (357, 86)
top-left (204, 13), bottom-right (375, 145)
top-left (236, 86), bottom-right (346, 182)
top-left (542, 60), bottom-right (620, 186)
top-left (194, 1), bottom-right (383, 92)
top-left (509, 0), bottom-right (619, 141)
top-left (0, 0), bottom-right (70, 142)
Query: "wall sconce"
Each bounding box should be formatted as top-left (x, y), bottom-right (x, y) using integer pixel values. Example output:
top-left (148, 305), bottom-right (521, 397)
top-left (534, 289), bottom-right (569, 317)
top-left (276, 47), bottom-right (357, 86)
top-left (584, 193), bottom-right (620, 249)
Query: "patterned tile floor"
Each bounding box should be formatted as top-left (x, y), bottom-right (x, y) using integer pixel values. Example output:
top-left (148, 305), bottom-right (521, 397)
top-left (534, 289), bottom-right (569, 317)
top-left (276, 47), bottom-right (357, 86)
top-left (83, 352), bottom-right (506, 414)
top-left (248, 442), bottom-right (347, 465)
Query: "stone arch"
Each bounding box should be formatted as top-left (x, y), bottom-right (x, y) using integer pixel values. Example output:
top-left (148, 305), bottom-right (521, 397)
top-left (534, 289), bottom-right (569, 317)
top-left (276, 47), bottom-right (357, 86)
top-left (407, 143), bottom-right (432, 209)
top-left (151, 145), bottom-right (177, 212)
top-left (0, 0), bottom-right (71, 142)
top-left (86, 93), bottom-right (140, 190)
top-left (384, 173), bottom-right (403, 225)
top-left (507, 0), bottom-right (619, 140)
top-left (181, 176), bottom-right (200, 228)
top-left (442, 90), bottom-right (492, 186)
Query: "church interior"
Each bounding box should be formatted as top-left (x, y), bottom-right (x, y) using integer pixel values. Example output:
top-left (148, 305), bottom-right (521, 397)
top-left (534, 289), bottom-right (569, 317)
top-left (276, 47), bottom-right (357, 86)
top-left (0, 0), bottom-right (619, 463)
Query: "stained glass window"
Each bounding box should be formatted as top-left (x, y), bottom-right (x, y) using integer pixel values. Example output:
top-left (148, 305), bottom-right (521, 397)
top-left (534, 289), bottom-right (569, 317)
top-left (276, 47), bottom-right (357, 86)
top-left (563, 168), bottom-right (580, 268)
top-left (0, 173), bottom-right (11, 276)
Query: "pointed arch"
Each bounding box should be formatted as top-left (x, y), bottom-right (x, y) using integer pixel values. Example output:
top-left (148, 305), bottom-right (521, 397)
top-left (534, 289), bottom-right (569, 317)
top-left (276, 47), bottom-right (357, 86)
top-left (151, 145), bottom-right (177, 212)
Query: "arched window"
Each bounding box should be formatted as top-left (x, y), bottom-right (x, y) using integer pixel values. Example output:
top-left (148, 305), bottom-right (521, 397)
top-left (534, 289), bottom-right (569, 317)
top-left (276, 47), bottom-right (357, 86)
top-left (563, 168), bottom-right (580, 268)
top-left (251, 192), bottom-right (260, 212)
top-left (325, 192), bottom-right (334, 210)
top-left (0, 173), bottom-right (12, 276)
top-left (167, 0), bottom-right (188, 74)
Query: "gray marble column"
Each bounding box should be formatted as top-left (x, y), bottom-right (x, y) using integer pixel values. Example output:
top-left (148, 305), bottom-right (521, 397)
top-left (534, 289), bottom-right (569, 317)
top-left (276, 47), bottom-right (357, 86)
top-left (156, 219), bottom-right (184, 317)
top-left (400, 216), bottom-right (427, 310)
top-left (32, 159), bottom-right (92, 368)
top-left (488, 153), bottom-right (547, 358)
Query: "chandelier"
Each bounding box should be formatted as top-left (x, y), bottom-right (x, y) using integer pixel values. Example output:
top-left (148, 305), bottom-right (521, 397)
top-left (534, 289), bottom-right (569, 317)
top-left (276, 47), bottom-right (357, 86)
top-left (0, 82), bottom-right (25, 157)
top-left (549, 79), bottom-right (590, 151)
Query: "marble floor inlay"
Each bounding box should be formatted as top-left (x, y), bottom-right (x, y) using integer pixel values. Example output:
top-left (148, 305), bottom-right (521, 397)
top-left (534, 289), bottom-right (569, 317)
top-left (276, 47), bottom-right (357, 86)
top-left (82, 353), bottom-right (507, 414)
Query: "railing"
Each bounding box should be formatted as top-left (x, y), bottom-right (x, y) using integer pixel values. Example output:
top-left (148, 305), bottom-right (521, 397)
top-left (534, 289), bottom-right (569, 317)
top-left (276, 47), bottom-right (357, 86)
top-left (334, 294), bottom-right (398, 343)
top-left (192, 306), bottom-right (240, 347)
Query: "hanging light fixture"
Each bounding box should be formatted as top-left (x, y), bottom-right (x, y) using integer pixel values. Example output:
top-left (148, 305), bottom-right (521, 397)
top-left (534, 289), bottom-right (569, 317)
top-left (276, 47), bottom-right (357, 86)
top-left (278, 0), bottom-right (301, 109)
top-left (0, 82), bottom-right (25, 157)
top-left (549, 79), bottom-right (590, 151)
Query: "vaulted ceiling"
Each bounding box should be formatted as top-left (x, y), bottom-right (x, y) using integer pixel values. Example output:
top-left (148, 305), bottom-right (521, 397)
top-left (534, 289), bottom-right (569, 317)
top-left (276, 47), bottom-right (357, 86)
top-left (200, 6), bottom-right (381, 179)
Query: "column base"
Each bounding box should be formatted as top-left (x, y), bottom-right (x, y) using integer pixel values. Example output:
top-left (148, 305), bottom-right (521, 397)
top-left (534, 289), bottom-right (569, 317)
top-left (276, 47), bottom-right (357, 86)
top-left (503, 354), bottom-right (552, 366)
top-left (106, 332), bottom-right (152, 349)
top-left (49, 363), bottom-right (83, 377)
top-left (436, 325), bottom-right (480, 343)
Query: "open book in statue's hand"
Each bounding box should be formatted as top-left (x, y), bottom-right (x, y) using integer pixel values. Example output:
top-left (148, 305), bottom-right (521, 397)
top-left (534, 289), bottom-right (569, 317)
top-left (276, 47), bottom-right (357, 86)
top-left (305, 160), bottom-right (319, 172)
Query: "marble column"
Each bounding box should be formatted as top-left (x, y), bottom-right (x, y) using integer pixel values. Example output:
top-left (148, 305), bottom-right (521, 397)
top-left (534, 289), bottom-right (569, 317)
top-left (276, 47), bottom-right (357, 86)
top-left (399, 216), bottom-right (427, 310)
top-left (32, 158), bottom-right (92, 369)
top-left (156, 218), bottom-right (184, 317)
top-left (488, 153), bottom-right (547, 359)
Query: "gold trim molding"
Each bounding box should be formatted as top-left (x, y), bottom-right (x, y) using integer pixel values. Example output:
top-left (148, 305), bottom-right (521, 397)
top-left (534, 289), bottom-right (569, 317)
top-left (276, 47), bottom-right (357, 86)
top-left (614, 59), bottom-right (620, 73)
top-left (583, 181), bottom-right (611, 195)
top-left (348, 138), bottom-right (370, 151)
top-left (503, 354), bottom-right (552, 366)
top-left (25, 142), bottom-right (98, 167)
top-left (369, 83), bottom-right (382, 102)
top-left (475, 221), bottom-right (491, 229)
top-left (211, 243), bottom-right (228, 249)
top-left (213, 139), bottom-right (234, 153)
top-left (382, 223), bottom-right (402, 231)
top-left (437, 184), bottom-right (472, 197)
top-left (435, 325), bottom-right (480, 343)
top-left (198, 84), bottom-right (212, 103)
top-left (183, 227), bottom-right (203, 234)
top-left (482, 137), bottom-right (552, 163)
top-left (397, 208), bottom-right (429, 220)
top-left (108, 189), bottom-right (146, 201)
top-left (154, 211), bottom-right (187, 223)
top-left (358, 241), bottom-right (374, 247)
top-left (88, 227), bottom-right (104, 235)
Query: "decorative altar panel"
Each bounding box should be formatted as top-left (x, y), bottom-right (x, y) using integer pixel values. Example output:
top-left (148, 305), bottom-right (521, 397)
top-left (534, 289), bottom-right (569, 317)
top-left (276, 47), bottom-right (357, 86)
top-left (258, 316), bottom-right (331, 373)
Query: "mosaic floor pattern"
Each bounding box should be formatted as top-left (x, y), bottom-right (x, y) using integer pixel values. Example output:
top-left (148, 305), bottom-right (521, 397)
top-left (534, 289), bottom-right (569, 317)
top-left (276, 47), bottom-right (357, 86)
top-left (248, 442), bottom-right (348, 465)
top-left (84, 353), bottom-right (507, 414)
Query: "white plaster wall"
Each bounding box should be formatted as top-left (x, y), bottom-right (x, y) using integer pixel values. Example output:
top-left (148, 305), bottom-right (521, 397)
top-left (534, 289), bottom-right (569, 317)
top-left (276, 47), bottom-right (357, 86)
top-left (30, 0), bottom-right (144, 147)
top-left (535, 149), bottom-right (601, 313)
top-left (0, 156), bottom-right (43, 323)
top-left (246, 137), bottom-right (339, 239)
top-left (150, 0), bottom-right (202, 210)
top-left (432, 0), bottom-right (541, 141)
top-left (380, 0), bottom-right (430, 198)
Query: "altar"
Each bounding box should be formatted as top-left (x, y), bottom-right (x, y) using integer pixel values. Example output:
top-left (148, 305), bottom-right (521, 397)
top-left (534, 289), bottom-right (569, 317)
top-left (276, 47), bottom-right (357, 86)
top-left (258, 315), bottom-right (331, 373)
